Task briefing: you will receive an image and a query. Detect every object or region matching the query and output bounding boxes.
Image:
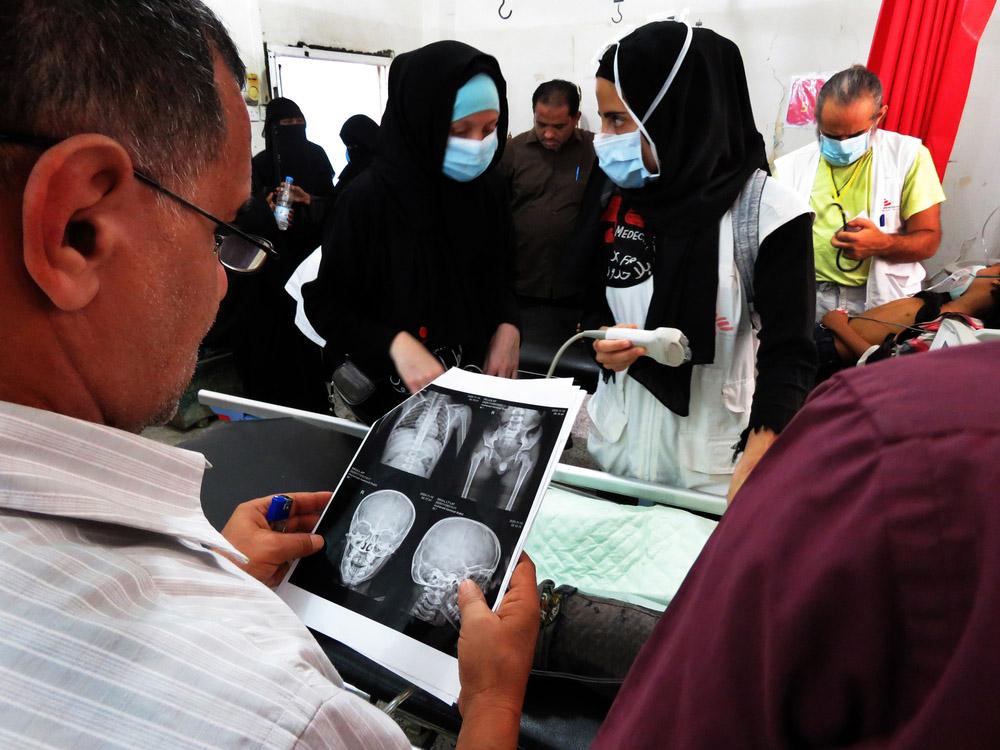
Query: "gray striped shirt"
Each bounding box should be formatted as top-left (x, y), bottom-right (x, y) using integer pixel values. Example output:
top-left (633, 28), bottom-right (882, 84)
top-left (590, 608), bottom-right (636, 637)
top-left (0, 401), bottom-right (409, 749)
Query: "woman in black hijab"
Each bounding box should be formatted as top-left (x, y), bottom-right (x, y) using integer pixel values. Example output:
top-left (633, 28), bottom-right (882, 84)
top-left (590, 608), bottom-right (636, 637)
top-left (214, 97), bottom-right (335, 413)
top-left (255, 98), bottom-right (335, 203)
top-left (578, 21), bottom-right (816, 499)
top-left (334, 114), bottom-right (379, 194)
top-left (302, 41), bottom-right (520, 423)
top-left (248, 97), bottom-right (336, 261)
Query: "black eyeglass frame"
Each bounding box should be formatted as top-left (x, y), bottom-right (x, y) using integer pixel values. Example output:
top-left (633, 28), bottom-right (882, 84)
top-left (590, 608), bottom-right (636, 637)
top-left (0, 131), bottom-right (277, 273)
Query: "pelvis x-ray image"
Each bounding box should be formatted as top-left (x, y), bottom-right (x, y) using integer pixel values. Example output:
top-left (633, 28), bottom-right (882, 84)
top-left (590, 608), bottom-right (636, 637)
top-left (410, 518), bottom-right (501, 627)
top-left (462, 406), bottom-right (543, 511)
top-left (341, 490), bottom-right (416, 587)
top-left (381, 391), bottom-right (472, 478)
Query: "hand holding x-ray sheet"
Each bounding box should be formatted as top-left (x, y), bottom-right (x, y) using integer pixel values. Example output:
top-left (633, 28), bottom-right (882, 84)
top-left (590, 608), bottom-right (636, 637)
top-left (278, 368), bottom-right (585, 703)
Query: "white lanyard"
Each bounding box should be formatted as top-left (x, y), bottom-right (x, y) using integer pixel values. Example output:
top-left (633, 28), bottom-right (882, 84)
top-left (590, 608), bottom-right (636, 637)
top-left (612, 23), bottom-right (694, 176)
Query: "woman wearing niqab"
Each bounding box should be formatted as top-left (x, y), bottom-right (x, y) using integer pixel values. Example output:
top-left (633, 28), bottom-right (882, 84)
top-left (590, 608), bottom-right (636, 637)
top-left (212, 97), bottom-right (335, 412)
top-left (335, 114), bottom-right (379, 195)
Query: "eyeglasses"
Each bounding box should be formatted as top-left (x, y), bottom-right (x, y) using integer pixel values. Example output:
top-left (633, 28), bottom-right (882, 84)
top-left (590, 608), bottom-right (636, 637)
top-left (0, 131), bottom-right (276, 273)
top-left (831, 201), bottom-right (865, 273)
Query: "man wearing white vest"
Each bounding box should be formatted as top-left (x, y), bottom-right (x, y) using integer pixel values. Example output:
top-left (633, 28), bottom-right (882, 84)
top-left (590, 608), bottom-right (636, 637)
top-left (776, 65), bottom-right (945, 321)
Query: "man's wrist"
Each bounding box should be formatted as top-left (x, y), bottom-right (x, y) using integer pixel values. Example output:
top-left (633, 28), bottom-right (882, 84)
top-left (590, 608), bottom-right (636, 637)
top-left (457, 698), bottom-right (522, 750)
top-left (873, 228), bottom-right (895, 256)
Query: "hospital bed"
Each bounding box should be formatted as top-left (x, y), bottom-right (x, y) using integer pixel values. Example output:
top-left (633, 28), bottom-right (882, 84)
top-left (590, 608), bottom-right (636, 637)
top-left (855, 319), bottom-right (1000, 366)
top-left (927, 321), bottom-right (1000, 349)
top-left (184, 390), bottom-right (723, 749)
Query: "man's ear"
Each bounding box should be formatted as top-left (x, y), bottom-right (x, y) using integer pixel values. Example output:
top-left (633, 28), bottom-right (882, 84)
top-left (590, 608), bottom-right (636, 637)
top-left (876, 104), bottom-right (889, 128)
top-left (572, 111), bottom-right (582, 127)
top-left (21, 134), bottom-right (134, 311)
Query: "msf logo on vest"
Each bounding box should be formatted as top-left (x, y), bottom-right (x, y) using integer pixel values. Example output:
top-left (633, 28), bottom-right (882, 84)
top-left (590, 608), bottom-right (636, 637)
top-left (880, 197), bottom-right (898, 228)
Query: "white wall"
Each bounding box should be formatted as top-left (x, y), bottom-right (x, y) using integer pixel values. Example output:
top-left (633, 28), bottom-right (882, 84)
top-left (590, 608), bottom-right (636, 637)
top-left (209, 0), bottom-right (266, 77)
top-left (207, 0), bottom-right (428, 153)
top-left (426, 0), bottom-right (880, 162)
top-left (934, 10), bottom-right (1000, 272)
top-left (205, 0), bottom-right (1000, 259)
top-left (257, 0), bottom-right (425, 59)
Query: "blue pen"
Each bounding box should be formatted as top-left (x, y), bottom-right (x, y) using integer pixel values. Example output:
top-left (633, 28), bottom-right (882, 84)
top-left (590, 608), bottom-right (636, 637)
top-left (575, 165), bottom-right (581, 182)
top-left (266, 494), bottom-right (293, 532)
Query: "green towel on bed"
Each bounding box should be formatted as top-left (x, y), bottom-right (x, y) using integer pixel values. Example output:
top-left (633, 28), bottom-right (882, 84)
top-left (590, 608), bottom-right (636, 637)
top-left (525, 485), bottom-right (717, 611)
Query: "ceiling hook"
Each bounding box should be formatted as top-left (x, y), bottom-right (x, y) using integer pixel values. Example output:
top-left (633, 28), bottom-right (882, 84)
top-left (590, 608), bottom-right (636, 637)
top-left (498, 0), bottom-right (512, 20)
top-left (612, 1), bottom-right (624, 24)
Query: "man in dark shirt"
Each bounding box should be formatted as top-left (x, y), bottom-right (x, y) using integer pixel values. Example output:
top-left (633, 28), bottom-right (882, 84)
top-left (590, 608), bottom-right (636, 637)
top-left (499, 80), bottom-right (595, 348)
top-left (592, 341), bottom-right (1000, 749)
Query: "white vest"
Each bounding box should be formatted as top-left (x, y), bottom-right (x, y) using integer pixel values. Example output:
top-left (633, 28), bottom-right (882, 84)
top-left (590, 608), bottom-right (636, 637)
top-left (774, 130), bottom-right (925, 308)
top-left (587, 177), bottom-right (809, 496)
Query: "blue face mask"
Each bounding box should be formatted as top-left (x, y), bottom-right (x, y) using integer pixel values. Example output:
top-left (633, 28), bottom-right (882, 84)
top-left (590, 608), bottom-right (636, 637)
top-left (595, 23), bottom-right (694, 189)
top-left (442, 130), bottom-right (498, 182)
top-left (345, 147), bottom-right (351, 164)
top-left (926, 264), bottom-right (987, 299)
top-left (820, 130), bottom-right (872, 167)
top-left (593, 130), bottom-right (652, 189)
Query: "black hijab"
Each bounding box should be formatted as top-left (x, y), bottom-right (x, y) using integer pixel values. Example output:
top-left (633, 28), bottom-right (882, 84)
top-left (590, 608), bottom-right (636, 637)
top-left (368, 40), bottom-right (510, 349)
top-left (597, 22), bottom-right (768, 416)
top-left (372, 40), bottom-right (508, 218)
top-left (336, 114), bottom-right (379, 190)
top-left (341, 114), bottom-right (379, 154)
top-left (304, 41), bottom-right (515, 376)
top-left (258, 97), bottom-right (334, 195)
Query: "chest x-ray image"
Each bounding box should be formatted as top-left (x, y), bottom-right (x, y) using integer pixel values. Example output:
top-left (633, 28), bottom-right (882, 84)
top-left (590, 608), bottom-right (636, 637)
top-left (381, 391), bottom-right (472, 478)
top-left (410, 517), bottom-right (501, 627)
top-left (462, 406), bottom-right (543, 511)
top-left (341, 490), bottom-right (416, 587)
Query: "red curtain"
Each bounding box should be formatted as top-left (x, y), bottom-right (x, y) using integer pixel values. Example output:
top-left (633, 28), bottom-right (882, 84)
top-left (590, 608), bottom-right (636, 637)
top-left (867, 0), bottom-right (996, 180)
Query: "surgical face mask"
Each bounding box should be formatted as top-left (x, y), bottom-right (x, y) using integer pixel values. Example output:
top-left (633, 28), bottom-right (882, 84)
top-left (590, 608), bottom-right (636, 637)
top-left (820, 130), bottom-right (872, 167)
top-left (926, 264), bottom-right (987, 299)
top-left (442, 129), bottom-right (498, 182)
top-left (601, 22), bottom-right (694, 182)
top-left (594, 130), bottom-right (652, 189)
top-left (345, 147), bottom-right (351, 163)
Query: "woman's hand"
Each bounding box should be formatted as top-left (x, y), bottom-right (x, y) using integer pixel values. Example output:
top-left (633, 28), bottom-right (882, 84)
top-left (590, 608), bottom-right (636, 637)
top-left (727, 428), bottom-right (778, 504)
top-left (389, 331), bottom-right (445, 393)
top-left (265, 191), bottom-right (296, 227)
top-left (484, 323), bottom-right (520, 379)
top-left (593, 323), bottom-right (645, 372)
top-left (287, 184), bottom-right (312, 205)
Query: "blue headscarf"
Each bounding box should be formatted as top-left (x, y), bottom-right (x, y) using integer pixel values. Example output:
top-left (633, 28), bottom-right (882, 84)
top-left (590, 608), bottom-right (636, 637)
top-left (452, 73), bottom-right (500, 121)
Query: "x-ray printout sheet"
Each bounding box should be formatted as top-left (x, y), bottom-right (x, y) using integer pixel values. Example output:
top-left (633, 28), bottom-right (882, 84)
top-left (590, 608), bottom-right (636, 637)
top-left (279, 368), bottom-right (586, 703)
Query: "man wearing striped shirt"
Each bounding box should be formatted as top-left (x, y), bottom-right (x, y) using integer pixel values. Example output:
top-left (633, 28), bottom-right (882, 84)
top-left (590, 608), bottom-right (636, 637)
top-left (0, 2), bottom-right (537, 748)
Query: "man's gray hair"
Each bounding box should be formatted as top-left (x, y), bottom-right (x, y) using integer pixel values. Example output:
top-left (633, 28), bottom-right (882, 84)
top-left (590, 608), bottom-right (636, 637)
top-left (815, 65), bottom-right (884, 124)
top-left (0, 0), bottom-right (246, 185)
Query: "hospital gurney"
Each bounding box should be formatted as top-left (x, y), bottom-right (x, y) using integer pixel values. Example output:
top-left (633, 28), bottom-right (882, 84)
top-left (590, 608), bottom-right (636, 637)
top-left (185, 391), bottom-right (724, 749)
top-left (928, 321), bottom-right (1000, 349)
top-left (856, 319), bottom-right (1000, 366)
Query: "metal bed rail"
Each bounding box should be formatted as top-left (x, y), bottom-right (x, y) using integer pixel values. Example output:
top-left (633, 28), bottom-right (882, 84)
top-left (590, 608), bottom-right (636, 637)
top-left (197, 390), bottom-right (727, 517)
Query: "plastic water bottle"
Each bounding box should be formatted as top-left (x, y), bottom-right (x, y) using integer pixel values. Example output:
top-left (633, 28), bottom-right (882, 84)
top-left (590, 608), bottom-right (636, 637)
top-left (274, 176), bottom-right (294, 231)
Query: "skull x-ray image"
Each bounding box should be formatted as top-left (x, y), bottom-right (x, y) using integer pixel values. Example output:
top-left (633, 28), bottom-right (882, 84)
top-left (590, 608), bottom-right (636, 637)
top-left (287, 383), bottom-right (567, 664)
top-left (462, 406), bottom-right (543, 511)
top-left (410, 518), bottom-right (501, 627)
top-left (341, 490), bottom-right (416, 587)
top-left (381, 391), bottom-right (472, 478)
